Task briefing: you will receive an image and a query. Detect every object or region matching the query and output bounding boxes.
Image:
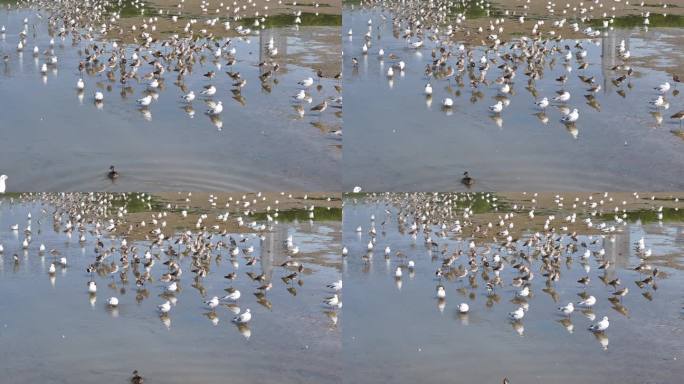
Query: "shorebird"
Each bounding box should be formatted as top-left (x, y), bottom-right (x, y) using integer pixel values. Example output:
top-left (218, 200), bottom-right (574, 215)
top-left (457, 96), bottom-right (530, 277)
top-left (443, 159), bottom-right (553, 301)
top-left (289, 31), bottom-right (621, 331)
top-left (206, 101), bottom-right (223, 115)
top-left (327, 280), bottom-right (343, 291)
top-left (158, 300), bottom-right (171, 313)
top-left (561, 108), bottom-right (579, 123)
top-left (232, 308), bottom-right (252, 324)
top-left (508, 307), bottom-right (525, 321)
top-left (137, 95), bottom-right (152, 107)
top-left (588, 316), bottom-right (609, 332)
top-left (0, 175), bottom-right (7, 193)
top-left (489, 101), bottom-right (504, 113)
top-left (181, 91), bottom-right (195, 102)
top-left (535, 97), bottom-right (549, 109)
top-left (557, 302), bottom-right (574, 316)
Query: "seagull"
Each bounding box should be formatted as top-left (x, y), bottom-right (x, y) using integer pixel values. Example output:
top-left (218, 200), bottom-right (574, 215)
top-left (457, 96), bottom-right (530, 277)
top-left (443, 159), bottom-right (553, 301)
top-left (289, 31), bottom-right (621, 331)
top-left (436, 285), bottom-right (446, 299)
top-left (326, 280), bottom-right (343, 291)
top-left (588, 316), bottom-right (609, 332)
top-left (166, 281), bottom-right (178, 293)
top-left (509, 307), bottom-right (525, 320)
top-left (561, 108), bottom-right (579, 123)
top-left (553, 91), bottom-right (571, 102)
top-left (577, 295), bottom-right (596, 307)
top-left (87, 281), bottom-right (97, 293)
top-left (200, 85), bottom-right (216, 96)
top-left (489, 101), bottom-right (504, 113)
top-left (205, 296), bottom-right (220, 309)
top-left (298, 77), bottom-right (314, 87)
top-left (558, 302), bottom-right (574, 316)
top-left (137, 95), bottom-right (152, 107)
top-left (424, 83), bottom-right (433, 96)
top-left (221, 289), bottom-right (241, 301)
top-left (206, 101), bottom-right (223, 115)
top-left (107, 297), bottom-right (119, 307)
top-left (535, 97), bottom-right (549, 109)
top-left (458, 303), bottom-right (469, 313)
top-left (655, 82), bottom-right (671, 94)
top-left (442, 98), bottom-right (454, 107)
top-left (232, 308), bottom-right (252, 324)
top-left (181, 91), bottom-right (195, 102)
top-left (76, 78), bottom-right (85, 90)
top-left (94, 91), bottom-right (104, 102)
top-left (158, 300), bottom-right (171, 313)
top-left (0, 175), bottom-right (7, 193)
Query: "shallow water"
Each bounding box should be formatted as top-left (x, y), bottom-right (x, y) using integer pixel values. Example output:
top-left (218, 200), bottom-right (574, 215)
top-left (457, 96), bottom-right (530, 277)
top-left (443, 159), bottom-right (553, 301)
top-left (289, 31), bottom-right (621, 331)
top-left (342, 195), bottom-right (684, 383)
top-left (0, 196), bottom-right (342, 383)
top-left (0, 5), bottom-right (341, 191)
top-left (343, 7), bottom-right (684, 191)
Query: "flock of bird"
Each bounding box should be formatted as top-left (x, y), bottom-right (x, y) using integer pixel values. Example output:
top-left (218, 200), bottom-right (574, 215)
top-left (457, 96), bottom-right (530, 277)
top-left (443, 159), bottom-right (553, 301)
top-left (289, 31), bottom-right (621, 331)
top-left (1, 0), bottom-right (342, 131)
top-left (0, 192), bottom-right (342, 336)
top-left (345, 192), bottom-right (679, 349)
top-left (347, 0), bottom-right (684, 131)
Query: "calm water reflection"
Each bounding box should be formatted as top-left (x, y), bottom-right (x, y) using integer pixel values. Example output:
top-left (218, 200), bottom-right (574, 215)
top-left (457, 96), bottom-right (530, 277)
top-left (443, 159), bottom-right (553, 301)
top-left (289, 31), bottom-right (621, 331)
top-left (343, 6), bottom-right (684, 191)
top-left (342, 193), bottom-right (684, 383)
top-left (0, 194), bottom-right (341, 383)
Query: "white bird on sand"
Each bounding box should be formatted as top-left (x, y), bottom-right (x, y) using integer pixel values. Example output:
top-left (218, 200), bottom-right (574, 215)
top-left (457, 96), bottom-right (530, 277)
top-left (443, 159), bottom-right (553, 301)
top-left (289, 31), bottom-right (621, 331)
top-left (588, 316), bottom-right (609, 332)
top-left (232, 308), bottom-right (252, 324)
top-left (107, 297), bottom-right (119, 307)
top-left (509, 307), bottom-right (525, 320)
top-left (458, 303), bottom-right (469, 313)
top-left (558, 302), bottom-right (574, 316)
